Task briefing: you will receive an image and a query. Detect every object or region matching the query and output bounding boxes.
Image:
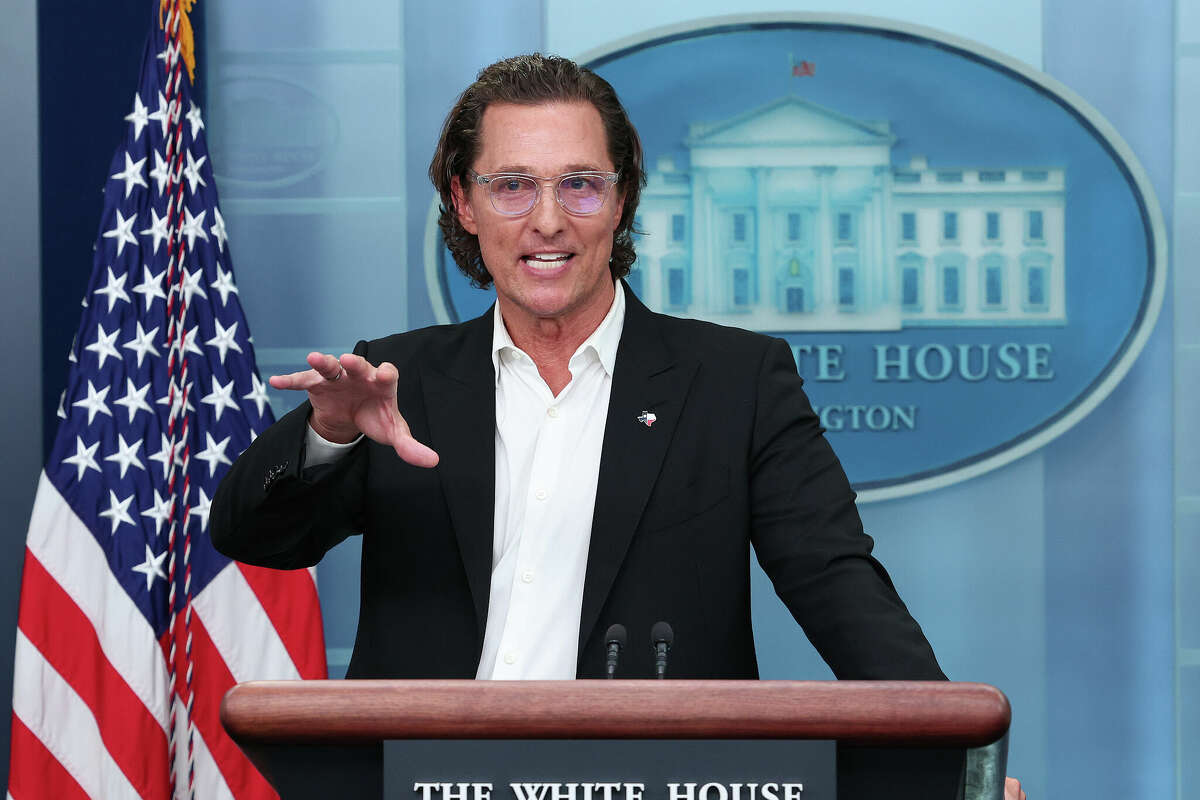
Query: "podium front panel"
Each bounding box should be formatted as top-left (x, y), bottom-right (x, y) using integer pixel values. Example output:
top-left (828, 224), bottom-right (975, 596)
top-left (384, 740), bottom-right (836, 800)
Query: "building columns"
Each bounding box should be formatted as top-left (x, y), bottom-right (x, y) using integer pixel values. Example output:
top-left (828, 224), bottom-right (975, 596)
top-left (815, 166), bottom-right (836, 310)
top-left (690, 170), bottom-right (709, 310)
top-left (754, 167), bottom-right (771, 309)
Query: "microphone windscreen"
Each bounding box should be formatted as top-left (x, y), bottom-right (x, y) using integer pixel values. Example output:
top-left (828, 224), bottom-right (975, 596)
top-left (605, 623), bottom-right (628, 648)
top-left (650, 621), bottom-right (674, 647)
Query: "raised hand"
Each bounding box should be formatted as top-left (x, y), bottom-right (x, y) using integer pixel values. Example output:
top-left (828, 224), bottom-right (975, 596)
top-left (269, 351), bottom-right (439, 468)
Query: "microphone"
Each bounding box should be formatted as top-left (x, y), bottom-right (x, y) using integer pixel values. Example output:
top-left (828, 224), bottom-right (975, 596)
top-left (604, 624), bottom-right (627, 678)
top-left (650, 621), bottom-right (674, 679)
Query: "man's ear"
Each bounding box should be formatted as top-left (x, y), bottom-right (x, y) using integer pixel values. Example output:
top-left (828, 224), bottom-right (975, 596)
top-left (450, 175), bottom-right (478, 235)
top-left (611, 190), bottom-right (625, 233)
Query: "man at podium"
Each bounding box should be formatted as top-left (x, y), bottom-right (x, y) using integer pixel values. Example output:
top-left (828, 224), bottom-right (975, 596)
top-left (211, 54), bottom-right (1023, 800)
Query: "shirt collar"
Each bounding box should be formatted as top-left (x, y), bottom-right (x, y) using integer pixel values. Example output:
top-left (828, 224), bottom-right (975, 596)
top-left (491, 282), bottom-right (626, 385)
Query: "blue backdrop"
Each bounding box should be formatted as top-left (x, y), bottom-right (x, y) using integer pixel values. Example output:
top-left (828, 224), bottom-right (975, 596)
top-left (6, 1), bottom-right (1188, 798)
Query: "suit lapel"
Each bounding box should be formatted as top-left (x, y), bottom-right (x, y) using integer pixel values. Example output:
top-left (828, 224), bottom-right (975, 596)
top-left (578, 286), bottom-right (697, 653)
top-left (421, 311), bottom-right (496, 644)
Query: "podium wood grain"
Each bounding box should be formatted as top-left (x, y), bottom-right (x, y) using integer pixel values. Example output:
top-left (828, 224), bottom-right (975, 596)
top-left (221, 680), bottom-right (1009, 747)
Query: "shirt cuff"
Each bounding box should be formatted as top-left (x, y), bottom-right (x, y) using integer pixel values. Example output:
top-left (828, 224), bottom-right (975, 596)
top-left (304, 423), bottom-right (363, 467)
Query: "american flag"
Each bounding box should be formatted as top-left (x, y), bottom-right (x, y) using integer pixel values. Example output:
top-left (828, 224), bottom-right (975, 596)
top-left (789, 54), bottom-right (815, 78)
top-left (9, 2), bottom-right (326, 798)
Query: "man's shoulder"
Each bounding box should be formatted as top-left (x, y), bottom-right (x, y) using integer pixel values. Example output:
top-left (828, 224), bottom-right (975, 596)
top-left (355, 312), bottom-right (491, 367)
top-left (641, 305), bottom-right (783, 362)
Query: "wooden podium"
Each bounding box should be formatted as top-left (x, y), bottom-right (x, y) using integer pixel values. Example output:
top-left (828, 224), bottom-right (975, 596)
top-left (221, 680), bottom-right (1011, 800)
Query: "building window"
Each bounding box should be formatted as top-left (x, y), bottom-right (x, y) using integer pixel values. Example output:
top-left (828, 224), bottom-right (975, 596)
top-left (664, 253), bottom-right (689, 309)
top-left (667, 268), bottom-right (686, 307)
top-left (836, 212), bottom-right (854, 244)
top-left (942, 266), bottom-right (961, 307)
top-left (1020, 252), bottom-right (1051, 311)
top-left (985, 267), bottom-right (1003, 306)
top-left (1027, 210), bottom-right (1045, 242)
top-left (733, 213), bottom-right (747, 243)
top-left (936, 170), bottom-right (963, 183)
top-left (900, 212), bottom-right (917, 243)
top-left (787, 212), bottom-right (802, 242)
top-left (937, 254), bottom-right (967, 311)
top-left (899, 254), bottom-right (924, 311)
top-left (980, 254), bottom-right (1006, 309)
top-left (943, 211), bottom-right (958, 242)
top-left (781, 256), bottom-right (812, 314)
top-left (985, 212), bottom-right (1000, 242)
top-left (894, 171), bottom-right (920, 184)
top-left (1027, 268), bottom-right (1045, 306)
top-left (1027, 267), bottom-right (1046, 308)
top-left (733, 268), bottom-right (750, 306)
top-left (902, 267), bottom-right (920, 308)
top-left (979, 170), bottom-right (1006, 183)
top-left (671, 214), bottom-right (686, 243)
top-left (1022, 170), bottom-right (1049, 182)
top-left (838, 267), bottom-right (855, 307)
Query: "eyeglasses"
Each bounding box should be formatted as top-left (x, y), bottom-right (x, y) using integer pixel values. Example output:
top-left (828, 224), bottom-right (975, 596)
top-left (468, 170), bottom-right (619, 216)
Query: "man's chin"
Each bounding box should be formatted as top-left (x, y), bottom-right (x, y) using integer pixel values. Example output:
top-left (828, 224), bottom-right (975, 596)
top-left (500, 290), bottom-right (597, 327)
top-left (513, 294), bottom-right (578, 321)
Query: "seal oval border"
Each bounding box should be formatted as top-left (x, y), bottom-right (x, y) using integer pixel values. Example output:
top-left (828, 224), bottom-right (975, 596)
top-left (424, 12), bottom-right (1168, 504)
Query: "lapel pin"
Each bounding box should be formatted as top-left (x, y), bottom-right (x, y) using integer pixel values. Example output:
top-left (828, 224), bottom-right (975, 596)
top-left (637, 410), bottom-right (657, 428)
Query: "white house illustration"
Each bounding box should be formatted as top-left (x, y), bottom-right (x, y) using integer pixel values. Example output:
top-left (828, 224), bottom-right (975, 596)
top-left (630, 96), bottom-right (1066, 330)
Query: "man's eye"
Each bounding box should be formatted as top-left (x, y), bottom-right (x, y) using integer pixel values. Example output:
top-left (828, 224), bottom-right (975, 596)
top-left (499, 178), bottom-right (526, 193)
top-left (565, 177), bottom-right (588, 191)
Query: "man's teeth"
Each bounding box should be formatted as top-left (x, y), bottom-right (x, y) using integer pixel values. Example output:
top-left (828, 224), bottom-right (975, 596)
top-left (524, 253), bottom-right (571, 265)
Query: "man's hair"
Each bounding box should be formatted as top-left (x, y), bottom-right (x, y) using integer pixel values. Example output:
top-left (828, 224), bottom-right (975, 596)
top-left (429, 54), bottom-right (645, 289)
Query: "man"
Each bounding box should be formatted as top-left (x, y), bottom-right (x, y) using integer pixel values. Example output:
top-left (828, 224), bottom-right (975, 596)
top-left (211, 54), bottom-right (1023, 799)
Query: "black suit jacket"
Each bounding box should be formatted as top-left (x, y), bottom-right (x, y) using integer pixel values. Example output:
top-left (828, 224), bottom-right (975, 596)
top-left (211, 285), bottom-right (944, 682)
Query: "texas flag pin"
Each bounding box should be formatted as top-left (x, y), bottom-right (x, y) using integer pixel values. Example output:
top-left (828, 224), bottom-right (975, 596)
top-left (637, 410), bottom-right (657, 428)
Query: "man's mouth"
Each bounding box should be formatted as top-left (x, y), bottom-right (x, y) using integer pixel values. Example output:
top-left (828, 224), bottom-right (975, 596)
top-left (522, 252), bottom-right (573, 269)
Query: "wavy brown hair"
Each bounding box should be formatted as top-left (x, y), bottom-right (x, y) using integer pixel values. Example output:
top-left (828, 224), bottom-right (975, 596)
top-left (429, 54), bottom-right (645, 289)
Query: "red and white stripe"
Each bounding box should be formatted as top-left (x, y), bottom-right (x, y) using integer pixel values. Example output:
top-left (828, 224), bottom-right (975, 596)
top-left (9, 474), bottom-right (326, 798)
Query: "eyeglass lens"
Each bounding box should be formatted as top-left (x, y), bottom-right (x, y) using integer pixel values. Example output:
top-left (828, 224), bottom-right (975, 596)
top-left (489, 174), bottom-right (610, 215)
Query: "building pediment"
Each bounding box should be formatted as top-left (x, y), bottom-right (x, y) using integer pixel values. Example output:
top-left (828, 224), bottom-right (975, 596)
top-left (686, 96), bottom-right (895, 149)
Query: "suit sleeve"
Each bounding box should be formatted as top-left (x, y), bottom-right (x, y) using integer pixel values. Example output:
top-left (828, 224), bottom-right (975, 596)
top-left (748, 337), bottom-right (946, 680)
top-left (209, 343), bottom-right (371, 569)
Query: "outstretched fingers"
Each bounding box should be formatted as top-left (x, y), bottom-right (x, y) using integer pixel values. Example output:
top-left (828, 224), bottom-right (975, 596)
top-left (393, 435), bottom-right (440, 468)
top-left (269, 352), bottom-right (439, 467)
top-left (269, 351), bottom-right (342, 391)
top-left (365, 361), bottom-right (437, 467)
top-left (269, 368), bottom-right (323, 391)
top-left (337, 352), bottom-right (370, 377)
top-left (307, 351), bottom-right (345, 381)
top-left (371, 359), bottom-right (400, 388)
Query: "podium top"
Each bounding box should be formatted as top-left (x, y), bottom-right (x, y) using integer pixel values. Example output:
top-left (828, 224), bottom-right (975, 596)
top-left (221, 680), bottom-right (1009, 748)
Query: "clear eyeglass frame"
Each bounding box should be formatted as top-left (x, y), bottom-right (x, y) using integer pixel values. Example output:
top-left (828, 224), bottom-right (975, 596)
top-left (468, 169), bottom-right (620, 217)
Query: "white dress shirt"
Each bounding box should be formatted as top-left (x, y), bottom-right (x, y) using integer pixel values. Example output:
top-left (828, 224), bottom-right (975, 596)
top-left (304, 286), bottom-right (625, 680)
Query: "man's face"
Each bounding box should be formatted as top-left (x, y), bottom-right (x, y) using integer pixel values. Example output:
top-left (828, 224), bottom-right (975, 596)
top-left (452, 101), bottom-right (624, 332)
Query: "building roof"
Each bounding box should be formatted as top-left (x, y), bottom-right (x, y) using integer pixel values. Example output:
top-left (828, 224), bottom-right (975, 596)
top-left (685, 95), bottom-right (895, 149)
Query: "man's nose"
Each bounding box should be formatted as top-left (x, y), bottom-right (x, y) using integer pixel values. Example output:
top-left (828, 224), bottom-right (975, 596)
top-left (529, 183), bottom-right (567, 236)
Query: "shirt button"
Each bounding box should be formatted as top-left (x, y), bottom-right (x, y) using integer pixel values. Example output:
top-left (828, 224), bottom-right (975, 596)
top-left (521, 569), bottom-right (535, 583)
top-left (547, 406), bottom-right (559, 418)
top-left (535, 489), bottom-right (547, 501)
top-left (503, 652), bottom-right (516, 665)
